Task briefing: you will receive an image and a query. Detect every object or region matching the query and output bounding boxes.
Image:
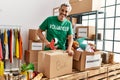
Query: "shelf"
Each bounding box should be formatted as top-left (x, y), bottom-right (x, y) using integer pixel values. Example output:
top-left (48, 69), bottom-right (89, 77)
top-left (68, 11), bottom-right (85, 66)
top-left (68, 10), bottom-right (104, 48)
top-left (41, 63), bottom-right (120, 80)
top-left (68, 10), bottom-right (104, 17)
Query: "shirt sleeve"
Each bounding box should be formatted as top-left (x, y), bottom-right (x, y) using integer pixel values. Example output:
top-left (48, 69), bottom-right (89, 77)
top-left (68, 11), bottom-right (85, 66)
top-left (39, 17), bottom-right (49, 31)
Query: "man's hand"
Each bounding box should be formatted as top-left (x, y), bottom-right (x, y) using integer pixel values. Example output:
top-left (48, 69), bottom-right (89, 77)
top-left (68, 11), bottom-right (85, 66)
top-left (66, 49), bottom-right (74, 56)
top-left (45, 40), bottom-right (50, 48)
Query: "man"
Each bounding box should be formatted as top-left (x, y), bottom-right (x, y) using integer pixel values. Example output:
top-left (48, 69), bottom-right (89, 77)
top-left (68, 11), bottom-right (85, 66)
top-left (37, 3), bottom-right (73, 56)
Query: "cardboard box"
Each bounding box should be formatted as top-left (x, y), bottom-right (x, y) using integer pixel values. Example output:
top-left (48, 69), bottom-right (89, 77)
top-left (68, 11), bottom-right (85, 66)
top-left (29, 29), bottom-right (40, 41)
top-left (25, 50), bottom-right (39, 63)
top-left (76, 26), bottom-right (95, 39)
top-left (32, 62), bottom-right (38, 71)
top-left (37, 50), bottom-right (73, 78)
top-left (69, 0), bottom-right (102, 15)
top-left (73, 50), bottom-right (102, 71)
top-left (28, 40), bottom-right (44, 50)
top-left (24, 50), bottom-right (40, 71)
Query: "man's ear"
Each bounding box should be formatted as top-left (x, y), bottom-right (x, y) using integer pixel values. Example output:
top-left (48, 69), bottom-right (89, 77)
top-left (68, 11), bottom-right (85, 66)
top-left (59, 8), bottom-right (60, 11)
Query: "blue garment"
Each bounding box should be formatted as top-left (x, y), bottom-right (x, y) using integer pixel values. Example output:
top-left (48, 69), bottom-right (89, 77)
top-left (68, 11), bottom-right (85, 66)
top-left (7, 30), bottom-right (10, 58)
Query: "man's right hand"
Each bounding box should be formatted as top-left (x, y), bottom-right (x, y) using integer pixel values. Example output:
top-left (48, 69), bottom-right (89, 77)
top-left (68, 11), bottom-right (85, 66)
top-left (45, 40), bottom-right (50, 48)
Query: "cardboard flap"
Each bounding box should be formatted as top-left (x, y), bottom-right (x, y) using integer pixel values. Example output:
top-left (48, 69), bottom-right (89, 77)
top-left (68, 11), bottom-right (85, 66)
top-left (73, 50), bottom-right (82, 61)
top-left (85, 50), bottom-right (103, 55)
top-left (94, 51), bottom-right (103, 54)
top-left (44, 50), bottom-right (67, 56)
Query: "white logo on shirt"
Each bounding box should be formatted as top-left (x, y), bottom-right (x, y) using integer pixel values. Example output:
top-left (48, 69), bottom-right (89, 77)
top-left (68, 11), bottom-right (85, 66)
top-left (50, 24), bottom-right (69, 31)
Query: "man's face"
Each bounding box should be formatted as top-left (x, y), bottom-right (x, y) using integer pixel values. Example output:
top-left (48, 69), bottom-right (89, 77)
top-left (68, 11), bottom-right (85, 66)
top-left (59, 6), bottom-right (69, 21)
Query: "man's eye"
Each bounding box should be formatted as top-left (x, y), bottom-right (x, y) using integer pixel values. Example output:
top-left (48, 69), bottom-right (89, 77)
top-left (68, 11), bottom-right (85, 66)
top-left (61, 9), bottom-right (64, 12)
top-left (61, 9), bottom-right (68, 13)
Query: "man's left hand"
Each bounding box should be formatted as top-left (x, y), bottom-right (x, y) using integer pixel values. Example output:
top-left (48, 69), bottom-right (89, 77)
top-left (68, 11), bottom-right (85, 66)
top-left (66, 49), bottom-right (74, 56)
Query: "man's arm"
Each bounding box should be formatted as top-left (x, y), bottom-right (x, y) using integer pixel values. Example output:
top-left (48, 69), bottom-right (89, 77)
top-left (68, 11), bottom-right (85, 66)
top-left (37, 29), bottom-right (50, 48)
top-left (66, 34), bottom-right (74, 56)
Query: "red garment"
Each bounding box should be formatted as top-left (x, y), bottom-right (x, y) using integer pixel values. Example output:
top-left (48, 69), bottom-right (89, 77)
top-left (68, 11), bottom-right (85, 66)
top-left (0, 40), bottom-right (3, 60)
top-left (9, 29), bottom-right (13, 63)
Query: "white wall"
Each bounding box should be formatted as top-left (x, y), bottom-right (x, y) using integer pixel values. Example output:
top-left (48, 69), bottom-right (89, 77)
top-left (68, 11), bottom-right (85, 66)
top-left (0, 0), bottom-right (69, 51)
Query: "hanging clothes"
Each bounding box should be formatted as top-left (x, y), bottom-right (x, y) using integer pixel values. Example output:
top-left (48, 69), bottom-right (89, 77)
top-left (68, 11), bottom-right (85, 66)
top-left (15, 29), bottom-right (19, 58)
top-left (0, 27), bottom-right (22, 71)
top-left (0, 30), bottom-right (6, 68)
top-left (4, 29), bottom-right (9, 60)
top-left (0, 39), bottom-right (3, 60)
top-left (0, 30), bottom-right (3, 60)
top-left (12, 29), bottom-right (15, 57)
top-left (18, 30), bottom-right (23, 60)
top-left (7, 30), bottom-right (10, 60)
top-left (0, 60), bottom-right (4, 76)
top-left (9, 29), bottom-right (13, 63)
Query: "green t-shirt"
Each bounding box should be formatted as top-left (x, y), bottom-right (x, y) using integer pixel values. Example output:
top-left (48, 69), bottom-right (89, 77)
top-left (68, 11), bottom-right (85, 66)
top-left (39, 16), bottom-right (73, 50)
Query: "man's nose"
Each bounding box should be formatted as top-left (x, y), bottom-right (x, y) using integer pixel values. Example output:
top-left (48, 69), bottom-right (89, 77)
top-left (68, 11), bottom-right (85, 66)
top-left (62, 11), bottom-right (66, 14)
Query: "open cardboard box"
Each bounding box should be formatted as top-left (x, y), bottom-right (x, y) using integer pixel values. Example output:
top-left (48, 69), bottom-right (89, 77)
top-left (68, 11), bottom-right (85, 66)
top-left (76, 26), bottom-right (95, 39)
top-left (73, 50), bottom-right (102, 71)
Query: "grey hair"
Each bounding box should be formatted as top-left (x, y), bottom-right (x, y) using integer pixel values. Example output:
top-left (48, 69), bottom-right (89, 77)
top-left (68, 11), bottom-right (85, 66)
top-left (60, 3), bottom-right (72, 12)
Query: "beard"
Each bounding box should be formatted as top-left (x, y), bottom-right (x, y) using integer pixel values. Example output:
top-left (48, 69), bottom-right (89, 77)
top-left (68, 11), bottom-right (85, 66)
top-left (58, 13), bottom-right (67, 21)
top-left (60, 13), bottom-right (67, 17)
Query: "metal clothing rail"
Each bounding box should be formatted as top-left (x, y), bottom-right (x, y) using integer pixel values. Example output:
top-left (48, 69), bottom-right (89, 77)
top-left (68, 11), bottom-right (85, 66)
top-left (0, 25), bottom-right (22, 29)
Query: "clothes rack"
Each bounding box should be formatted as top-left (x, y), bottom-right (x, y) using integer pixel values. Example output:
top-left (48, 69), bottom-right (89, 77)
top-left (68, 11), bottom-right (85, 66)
top-left (0, 25), bottom-right (22, 72)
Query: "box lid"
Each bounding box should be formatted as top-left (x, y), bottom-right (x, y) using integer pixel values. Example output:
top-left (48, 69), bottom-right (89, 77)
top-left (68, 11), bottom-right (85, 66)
top-left (85, 50), bottom-right (103, 55)
top-left (44, 50), bottom-right (67, 55)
